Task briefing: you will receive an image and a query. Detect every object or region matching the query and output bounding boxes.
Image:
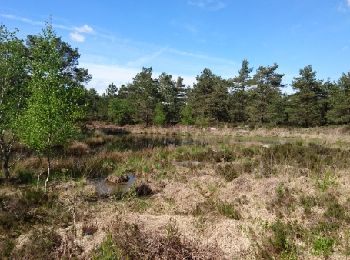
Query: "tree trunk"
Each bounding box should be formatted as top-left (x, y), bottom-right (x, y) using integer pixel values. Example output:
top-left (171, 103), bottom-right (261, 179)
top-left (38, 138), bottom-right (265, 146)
top-left (44, 154), bottom-right (51, 192)
top-left (2, 156), bottom-right (10, 179)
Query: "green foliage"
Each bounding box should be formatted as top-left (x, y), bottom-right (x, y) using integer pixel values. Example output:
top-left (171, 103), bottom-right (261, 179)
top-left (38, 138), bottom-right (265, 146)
top-left (312, 236), bottom-right (334, 258)
top-left (287, 65), bottom-right (328, 127)
top-left (153, 103), bottom-right (166, 126)
top-left (17, 23), bottom-right (88, 189)
top-left (317, 170), bottom-right (337, 192)
top-left (20, 24), bottom-right (87, 154)
top-left (108, 98), bottom-right (134, 125)
top-left (327, 72), bottom-right (350, 124)
top-left (216, 201), bottom-right (241, 220)
top-left (188, 68), bottom-right (230, 123)
top-left (0, 237), bottom-right (15, 258)
top-left (0, 24), bottom-right (28, 178)
top-left (93, 234), bottom-right (124, 260)
top-left (300, 195), bottom-right (318, 215)
top-left (195, 115), bottom-right (210, 127)
top-left (128, 67), bottom-right (159, 126)
top-left (216, 163), bottom-right (239, 181)
top-left (180, 104), bottom-right (195, 125)
top-left (246, 63), bottom-right (284, 125)
top-left (105, 82), bottom-right (118, 97)
top-left (229, 59), bottom-right (252, 123)
top-left (266, 220), bottom-right (297, 259)
top-left (158, 73), bottom-right (186, 124)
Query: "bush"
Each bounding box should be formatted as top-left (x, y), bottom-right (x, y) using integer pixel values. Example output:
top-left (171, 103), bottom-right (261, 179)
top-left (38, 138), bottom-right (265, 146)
top-left (17, 169), bottom-right (35, 184)
top-left (216, 164), bottom-right (239, 182)
top-left (180, 105), bottom-right (195, 125)
top-left (153, 103), bottom-right (166, 126)
top-left (324, 201), bottom-right (346, 221)
top-left (0, 237), bottom-right (15, 259)
top-left (216, 201), bottom-right (241, 220)
top-left (257, 220), bottom-right (298, 259)
top-left (312, 236), bottom-right (334, 258)
top-left (93, 234), bottom-right (123, 260)
top-left (300, 195), bottom-right (318, 215)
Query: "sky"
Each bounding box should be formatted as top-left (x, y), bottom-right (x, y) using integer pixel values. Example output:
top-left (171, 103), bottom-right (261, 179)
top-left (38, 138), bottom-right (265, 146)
top-left (1, 0), bottom-right (350, 93)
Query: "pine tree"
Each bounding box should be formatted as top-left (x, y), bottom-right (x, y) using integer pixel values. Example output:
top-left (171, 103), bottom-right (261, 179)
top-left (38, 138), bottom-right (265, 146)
top-left (129, 67), bottom-right (159, 126)
top-left (246, 64), bottom-right (284, 125)
top-left (327, 72), bottom-right (350, 124)
top-left (287, 65), bottom-right (327, 127)
top-left (229, 59), bottom-right (252, 123)
top-left (106, 82), bottom-right (118, 97)
top-left (188, 68), bottom-right (229, 124)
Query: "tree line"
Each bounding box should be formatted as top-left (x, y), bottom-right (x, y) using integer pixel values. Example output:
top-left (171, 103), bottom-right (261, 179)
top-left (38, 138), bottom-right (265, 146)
top-left (87, 61), bottom-right (350, 128)
top-left (1, 23), bottom-right (350, 180)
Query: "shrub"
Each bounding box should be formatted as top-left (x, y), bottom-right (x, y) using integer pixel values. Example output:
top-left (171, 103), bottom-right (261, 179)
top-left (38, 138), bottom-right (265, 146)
top-left (17, 169), bottom-right (35, 184)
top-left (300, 195), bottom-right (318, 215)
top-left (0, 237), bottom-right (15, 259)
top-left (312, 236), bottom-right (334, 258)
top-left (216, 164), bottom-right (239, 182)
top-left (93, 234), bottom-right (123, 260)
top-left (324, 201), bottom-right (346, 221)
top-left (216, 201), bottom-right (241, 220)
top-left (153, 103), bottom-right (166, 126)
top-left (257, 220), bottom-right (298, 259)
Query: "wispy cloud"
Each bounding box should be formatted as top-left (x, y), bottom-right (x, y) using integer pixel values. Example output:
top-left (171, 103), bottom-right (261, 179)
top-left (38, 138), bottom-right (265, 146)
top-left (74, 24), bottom-right (94, 33)
top-left (1, 13), bottom-right (237, 91)
top-left (126, 47), bottom-right (169, 67)
top-left (183, 23), bottom-right (199, 34)
top-left (337, 0), bottom-right (350, 12)
top-left (0, 13), bottom-right (94, 43)
top-left (70, 24), bottom-right (94, 42)
top-left (167, 48), bottom-right (237, 66)
top-left (69, 31), bottom-right (85, 42)
top-left (187, 0), bottom-right (227, 11)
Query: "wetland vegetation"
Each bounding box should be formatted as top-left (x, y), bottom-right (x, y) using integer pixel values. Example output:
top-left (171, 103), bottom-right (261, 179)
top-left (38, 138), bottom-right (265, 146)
top-left (1, 22), bottom-right (350, 259)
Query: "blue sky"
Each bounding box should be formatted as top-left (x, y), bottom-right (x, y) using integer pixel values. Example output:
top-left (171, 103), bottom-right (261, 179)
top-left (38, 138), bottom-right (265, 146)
top-left (1, 0), bottom-right (350, 93)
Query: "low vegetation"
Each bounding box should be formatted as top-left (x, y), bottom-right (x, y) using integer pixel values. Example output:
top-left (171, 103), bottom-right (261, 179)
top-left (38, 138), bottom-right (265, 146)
top-left (2, 22), bottom-right (350, 259)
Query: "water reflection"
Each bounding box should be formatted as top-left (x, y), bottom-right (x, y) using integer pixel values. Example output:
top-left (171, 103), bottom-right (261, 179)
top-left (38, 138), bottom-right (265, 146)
top-left (105, 134), bottom-right (206, 152)
top-left (93, 174), bottom-right (136, 196)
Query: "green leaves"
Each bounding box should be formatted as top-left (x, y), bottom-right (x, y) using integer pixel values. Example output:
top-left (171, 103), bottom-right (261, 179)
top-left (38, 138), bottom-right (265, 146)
top-left (0, 24), bottom-right (28, 177)
top-left (19, 23), bottom-right (88, 155)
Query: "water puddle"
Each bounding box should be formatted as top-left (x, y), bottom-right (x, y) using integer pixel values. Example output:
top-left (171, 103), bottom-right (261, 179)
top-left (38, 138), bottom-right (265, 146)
top-left (104, 135), bottom-right (207, 152)
top-left (92, 174), bottom-right (136, 197)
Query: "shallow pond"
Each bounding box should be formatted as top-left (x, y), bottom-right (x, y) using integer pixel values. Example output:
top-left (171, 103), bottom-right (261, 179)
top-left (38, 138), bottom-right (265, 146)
top-left (104, 134), bottom-right (207, 151)
top-left (92, 174), bottom-right (136, 197)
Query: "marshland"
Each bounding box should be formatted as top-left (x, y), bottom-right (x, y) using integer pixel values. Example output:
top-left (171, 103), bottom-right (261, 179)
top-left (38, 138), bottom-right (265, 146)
top-left (1, 12), bottom-right (350, 259)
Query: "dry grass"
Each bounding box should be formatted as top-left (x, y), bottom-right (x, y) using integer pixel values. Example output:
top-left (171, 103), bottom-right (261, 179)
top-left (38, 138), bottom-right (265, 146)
top-left (3, 125), bottom-right (350, 259)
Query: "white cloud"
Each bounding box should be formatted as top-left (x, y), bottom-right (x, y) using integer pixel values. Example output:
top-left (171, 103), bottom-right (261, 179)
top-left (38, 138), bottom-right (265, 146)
top-left (70, 25), bottom-right (94, 42)
top-left (1, 13), bottom-right (94, 43)
top-left (338, 0), bottom-right (350, 12)
top-left (69, 32), bottom-right (85, 42)
top-left (74, 24), bottom-right (94, 34)
top-left (187, 0), bottom-right (227, 11)
top-left (82, 62), bottom-right (196, 94)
